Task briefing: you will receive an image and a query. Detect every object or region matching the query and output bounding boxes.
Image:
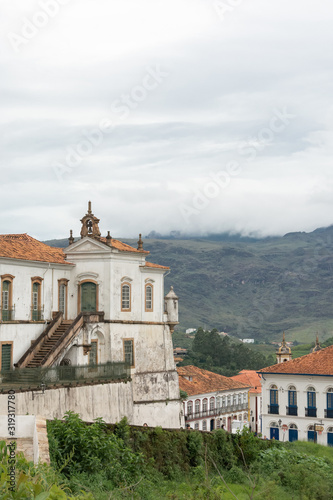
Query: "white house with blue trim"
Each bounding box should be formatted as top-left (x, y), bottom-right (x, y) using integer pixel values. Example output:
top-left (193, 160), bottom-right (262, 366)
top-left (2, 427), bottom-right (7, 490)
top-left (259, 341), bottom-right (333, 445)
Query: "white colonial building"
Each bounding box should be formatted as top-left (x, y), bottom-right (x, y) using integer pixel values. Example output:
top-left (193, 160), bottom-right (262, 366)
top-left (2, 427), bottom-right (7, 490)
top-left (0, 202), bottom-right (183, 428)
top-left (259, 341), bottom-right (333, 445)
top-left (231, 370), bottom-right (262, 434)
top-left (178, 365), bottom-right (250, 432)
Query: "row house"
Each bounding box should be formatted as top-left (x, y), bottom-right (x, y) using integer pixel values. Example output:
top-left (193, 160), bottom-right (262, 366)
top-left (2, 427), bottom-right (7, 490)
top-left (231, 370), bottom-right (262, 434)
top-left (178, 365), bottom-right (250, 432)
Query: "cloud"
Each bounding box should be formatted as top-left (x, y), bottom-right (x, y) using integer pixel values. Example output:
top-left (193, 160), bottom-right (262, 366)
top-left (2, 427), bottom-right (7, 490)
top-left (0, 0), bottom-right (333, 239)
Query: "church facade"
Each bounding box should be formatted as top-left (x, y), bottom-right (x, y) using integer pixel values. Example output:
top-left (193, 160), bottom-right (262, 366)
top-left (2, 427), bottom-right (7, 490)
top-left (0, 203), bottom-right (183, 428)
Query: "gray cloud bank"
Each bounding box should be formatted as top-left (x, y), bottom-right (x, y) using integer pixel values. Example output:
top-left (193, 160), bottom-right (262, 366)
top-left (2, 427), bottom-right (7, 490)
top-left (1, 0), bottom-right (333, 239)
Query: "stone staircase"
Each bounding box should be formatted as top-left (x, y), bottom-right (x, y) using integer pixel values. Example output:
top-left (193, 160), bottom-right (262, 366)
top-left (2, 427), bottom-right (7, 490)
top-left (26, 320), bottom-right (73, 368)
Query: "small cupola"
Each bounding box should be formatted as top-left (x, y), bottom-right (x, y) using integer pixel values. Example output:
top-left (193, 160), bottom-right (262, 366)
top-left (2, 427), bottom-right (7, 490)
top-left (164, 286), bottom-right (179, 333)
top-left (276, 332), bottom-right (292, 364)
top-left (80, 201), bottom-right (101, 240)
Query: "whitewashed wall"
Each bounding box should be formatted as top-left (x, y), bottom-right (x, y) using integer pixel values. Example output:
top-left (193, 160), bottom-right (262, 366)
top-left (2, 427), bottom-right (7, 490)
top-left (0, 383), bottom-right (184, 428)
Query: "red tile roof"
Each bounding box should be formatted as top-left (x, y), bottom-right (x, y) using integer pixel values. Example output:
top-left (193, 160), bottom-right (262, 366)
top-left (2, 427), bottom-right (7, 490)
top-left (100, 237), bottom-right (150, 254)
top-left (177, 365), bottom-right (249, 396)
top-left (143, 261), bottom-right (169, 270)
top-left (231, 370), bottom-right (262, 394)
top-left (258, 345), bottom-right (333, 376)
top-left (0, 234), bottom-right (168, 269)
top-left (0, 234), bottom-right (71, 265)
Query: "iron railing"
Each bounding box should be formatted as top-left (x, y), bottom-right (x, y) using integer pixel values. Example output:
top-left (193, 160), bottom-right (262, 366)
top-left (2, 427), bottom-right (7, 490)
top-left (305, 407), bottom-right (317, 417)
top-left (1, 308), bottom-right (15, 321)
top-left (31, 308), bottom-right (44, 321)
top-left (186, 403), bottom-right (248, 421)
top-left (268, 405), bottom-right (279, 415)
top-left (0, 362), bottom-right (131, 392)
top-left (286, 406), bottom-right (298, 416)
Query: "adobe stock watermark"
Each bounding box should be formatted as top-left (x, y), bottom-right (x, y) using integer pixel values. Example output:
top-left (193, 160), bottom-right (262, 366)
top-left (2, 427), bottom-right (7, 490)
top-left (180, 161), bottom-right (242, 223)
top-left (213, 0), bottom-right (244, 22)
top-left (7, 0), bottom-right (72, 52)
top-left (237, 107), bottom-right (296, 161)
top-left (52, 65), bottom-right (169, 182)
top-left (179, 107), bottom-right (296, 223)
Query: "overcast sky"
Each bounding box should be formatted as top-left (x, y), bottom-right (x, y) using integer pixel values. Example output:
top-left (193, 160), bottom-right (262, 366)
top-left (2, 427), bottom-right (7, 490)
top-left (1, 0), bottom-right (333, 240)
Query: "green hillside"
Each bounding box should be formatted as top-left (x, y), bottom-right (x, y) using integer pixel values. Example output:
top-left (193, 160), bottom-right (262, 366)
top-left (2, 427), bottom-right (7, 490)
top-left (44, 225), bottom-right (333, 343)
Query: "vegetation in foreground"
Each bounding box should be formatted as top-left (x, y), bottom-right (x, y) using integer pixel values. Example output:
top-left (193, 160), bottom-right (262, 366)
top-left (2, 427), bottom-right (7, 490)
top-left (2, 413), bottom-right (333, 498)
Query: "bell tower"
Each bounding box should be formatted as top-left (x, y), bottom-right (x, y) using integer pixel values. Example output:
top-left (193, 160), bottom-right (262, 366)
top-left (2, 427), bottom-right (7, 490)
top-left (276, 332), bottom-right (292, 364)
top-left (80, 201), bottom-right (101, 240)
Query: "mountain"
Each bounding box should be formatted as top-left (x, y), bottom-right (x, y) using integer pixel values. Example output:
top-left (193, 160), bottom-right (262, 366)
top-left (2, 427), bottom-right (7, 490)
top-left (44, 226), bottom-right (333, 343)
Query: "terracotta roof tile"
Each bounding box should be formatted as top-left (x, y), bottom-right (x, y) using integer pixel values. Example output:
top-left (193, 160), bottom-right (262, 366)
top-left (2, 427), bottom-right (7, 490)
top-left (231, 370), bottom-right (262, 394)
top-left (258, 345), bottom-right (333, 376)
top-left (177, 365), bottom-right (249, 396)
top-left (143, 261), bottom-right (170, 270)
top-left (100, 237), bottom-right (149, 254)
top-left (0, 234), bottom-right (71, 265)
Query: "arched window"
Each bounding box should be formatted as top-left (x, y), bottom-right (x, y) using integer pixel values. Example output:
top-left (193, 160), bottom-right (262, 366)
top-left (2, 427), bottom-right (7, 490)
top-left (187, 401), bottom-right (193, 415)
top-left (194, 422), bottom-right (199, 430)
top-left (306, 387), bottom-right (317, 417)
top-left (227, 395), bottom-right (231, 407)
top-left (233, 394), bottom-right (237, 405)
top-left (202, 398), bottom-right (208, 412)
top-left (326, 388), bottom-right (333, 418)
top-left (221, 396), bottom-right (226, 407)
top-left (121, 283), bottom-right (131, 311)
top-left (239, 393), bottom-right (243, 404)
top-left (202, 420), bottom-right (207, 431)
top-left (195, 399), bottom-right (200, 413)
top-left (79, 281), bottom-right (98, 312)
top-left (210, 397), bottom-right (215, 410)
top-left (270, 421), bottom-right (279, 440)
top-left (288, 385), bottom-right (297, 416)
top-left (1, 275), bottom-right (14, 321)
top-left (31, 277), bottom-right (43, 321)
top-left (58, 279), bottom-right (68, 318)
top-left (145, 284), bottom-right (153, 311)
top-left (238, 414), bottom-right (242, 421)
top-left (307, 424), bottom-right (317, 442)
top-left (243, 413), bottom-right (248, 421)
top-left (123, 338), bottom-right (135, 367)
top-left (269, 385), bottom-right (279, 414)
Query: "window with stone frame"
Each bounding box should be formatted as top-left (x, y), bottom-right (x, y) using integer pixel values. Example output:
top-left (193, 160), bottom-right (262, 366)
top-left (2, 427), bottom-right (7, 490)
top-left (123, 339), bottom-right (134, 367)
top-left (145, 284), bottom-right (153, 311)
top-left (1, 277), bottom-right (14, 321)
top-left (121, 283), bottom-right (131, 311)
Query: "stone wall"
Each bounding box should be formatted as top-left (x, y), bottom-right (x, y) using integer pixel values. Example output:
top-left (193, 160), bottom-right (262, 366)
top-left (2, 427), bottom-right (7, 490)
top-left (0, 381), bottom-right (184, 429)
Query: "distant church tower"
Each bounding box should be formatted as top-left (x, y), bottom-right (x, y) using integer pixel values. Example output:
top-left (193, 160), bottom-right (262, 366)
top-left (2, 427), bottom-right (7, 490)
top-left (276, 332), bottom-right (292, 364)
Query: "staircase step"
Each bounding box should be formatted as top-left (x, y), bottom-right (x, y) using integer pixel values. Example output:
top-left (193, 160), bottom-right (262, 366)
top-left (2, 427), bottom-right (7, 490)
top-left (22, 318), bottom-right (77, 368)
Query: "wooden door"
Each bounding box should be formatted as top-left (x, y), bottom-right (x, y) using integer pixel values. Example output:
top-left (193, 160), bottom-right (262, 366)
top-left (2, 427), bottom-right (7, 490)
top-left (80, 282), bottom-right (97, 312)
